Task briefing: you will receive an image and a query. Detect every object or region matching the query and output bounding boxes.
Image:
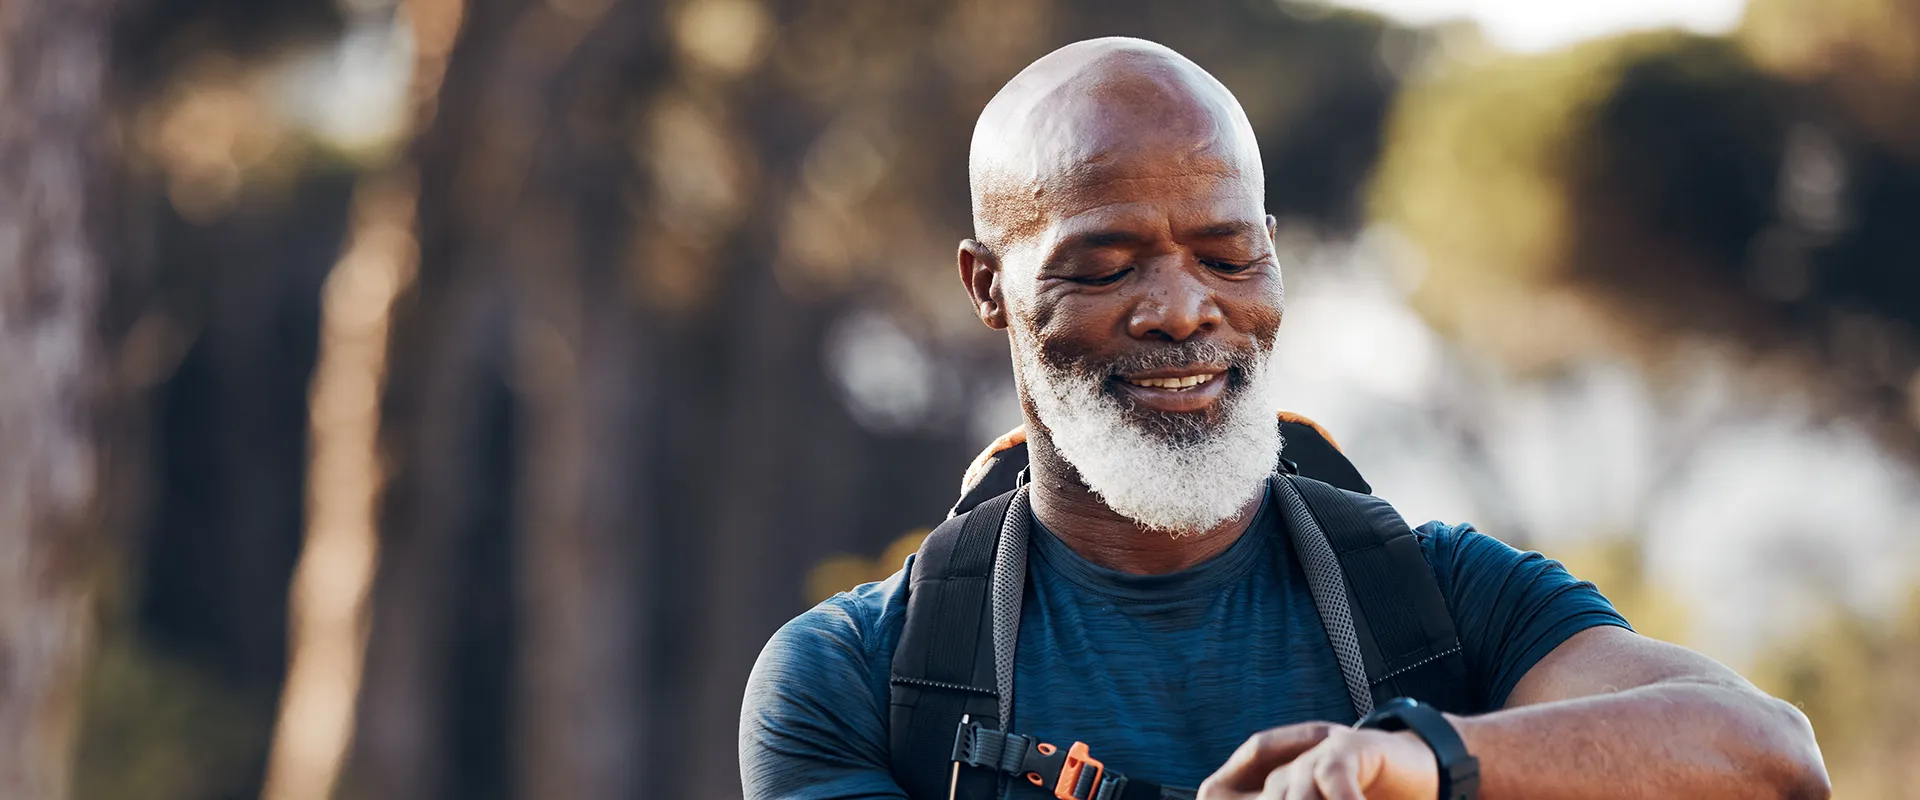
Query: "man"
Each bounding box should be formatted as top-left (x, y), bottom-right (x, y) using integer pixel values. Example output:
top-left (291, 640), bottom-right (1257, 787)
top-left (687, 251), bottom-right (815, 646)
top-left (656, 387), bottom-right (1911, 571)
top-left (741, 37), bottom-right (1829, 800)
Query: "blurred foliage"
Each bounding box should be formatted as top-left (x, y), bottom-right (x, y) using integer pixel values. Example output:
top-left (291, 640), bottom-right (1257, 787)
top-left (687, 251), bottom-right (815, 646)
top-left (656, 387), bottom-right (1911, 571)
top-left (74, 631), bottom-right (268, 800)
top-left (1374, 0), bottom-right (1920, 459)
top-left (1372, 31), bottom-right (1786, 369)
top-left (1744, 0), bottom-right (1920, 163)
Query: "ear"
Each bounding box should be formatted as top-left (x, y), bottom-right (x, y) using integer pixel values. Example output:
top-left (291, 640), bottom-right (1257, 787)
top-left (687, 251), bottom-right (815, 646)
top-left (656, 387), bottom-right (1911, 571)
top-left (1266, 214), bottom-right (1286, 308)
top-left (958, 239), bottom-right (1008, 330)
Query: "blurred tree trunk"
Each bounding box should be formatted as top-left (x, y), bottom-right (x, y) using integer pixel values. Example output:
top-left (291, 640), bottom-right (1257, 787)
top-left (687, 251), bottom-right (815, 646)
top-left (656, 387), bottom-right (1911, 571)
top-left (347, 0), bottom-right (519, 792)
top-left (480, 3), bottom-right (660, 797)
top-left (353, 1), bottom-right (665, 798)
top-left (0, 0), bottom-right (116, 797)
top-left (350, 238), bottom-right (512, 800)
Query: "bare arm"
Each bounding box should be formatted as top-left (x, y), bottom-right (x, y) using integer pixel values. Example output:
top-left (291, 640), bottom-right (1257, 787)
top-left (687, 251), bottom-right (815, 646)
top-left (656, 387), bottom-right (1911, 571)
top-left (1200, 626), bottom-right (1830, 799)
top-left (1456, 625), bottom-right (1828, 799)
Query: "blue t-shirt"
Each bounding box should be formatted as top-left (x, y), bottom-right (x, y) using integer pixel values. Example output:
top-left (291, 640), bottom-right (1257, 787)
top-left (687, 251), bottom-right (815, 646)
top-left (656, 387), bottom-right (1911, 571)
top-left (740, 496), bottom-right (1628, 799)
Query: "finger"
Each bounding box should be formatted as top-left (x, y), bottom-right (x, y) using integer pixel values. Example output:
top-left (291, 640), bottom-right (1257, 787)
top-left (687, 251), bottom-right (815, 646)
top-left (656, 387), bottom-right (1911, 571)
top-left (1196, 772), bottom-right (1255, 800)
top-left (1215, 723), bottom-right (1340, 789)
top-left (1287, 755), bottom-right (1323, 800)
top-left (1255, 760), bottom-right (1324, 800)
top-left (1256, 761), bottom-right (1297, 800)
top-left (1311, 749), bottom-right (1365, 800)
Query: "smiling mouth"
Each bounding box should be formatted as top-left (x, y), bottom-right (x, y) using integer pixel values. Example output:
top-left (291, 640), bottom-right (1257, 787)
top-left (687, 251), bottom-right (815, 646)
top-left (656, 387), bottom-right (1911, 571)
top-left (1123, 373), bottom-right (1221, 391)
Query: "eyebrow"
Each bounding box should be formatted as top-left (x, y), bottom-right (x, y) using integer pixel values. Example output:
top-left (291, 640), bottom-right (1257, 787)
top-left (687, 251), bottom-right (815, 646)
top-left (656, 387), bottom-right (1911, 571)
top-left (1052, 220), bottom-right (1263, 252)
top-left (1054, 228), bottom-right (1155, 252)
top-left (1184, 220), bottom-right (1266, 240)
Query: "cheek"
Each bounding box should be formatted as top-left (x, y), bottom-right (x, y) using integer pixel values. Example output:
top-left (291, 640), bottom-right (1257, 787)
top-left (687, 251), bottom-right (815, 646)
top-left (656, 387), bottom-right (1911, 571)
top-left (1223, 278), bottom-right (1284, 346)
top-left (1017, 293), bottom-right (1123, 367)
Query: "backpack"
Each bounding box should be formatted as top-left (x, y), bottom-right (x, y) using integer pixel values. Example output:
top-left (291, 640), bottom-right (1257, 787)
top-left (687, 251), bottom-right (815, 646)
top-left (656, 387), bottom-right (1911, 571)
top-left (887, 412), bottom-right (1472, 800)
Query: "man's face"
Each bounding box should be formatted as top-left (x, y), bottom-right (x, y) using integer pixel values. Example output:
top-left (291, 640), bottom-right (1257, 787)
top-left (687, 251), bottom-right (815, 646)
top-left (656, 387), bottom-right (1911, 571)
top-left (1002, 147), bottom-right (1282, 427)
top-left (989, 144), bottom-right (1286, 533)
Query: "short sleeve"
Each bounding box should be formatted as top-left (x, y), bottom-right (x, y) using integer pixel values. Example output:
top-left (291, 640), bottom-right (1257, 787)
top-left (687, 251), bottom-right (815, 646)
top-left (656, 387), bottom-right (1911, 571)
top-left (739, 578), bottom-right (910, 800)
top-left (1416, 523), bottom-right (1632, 710)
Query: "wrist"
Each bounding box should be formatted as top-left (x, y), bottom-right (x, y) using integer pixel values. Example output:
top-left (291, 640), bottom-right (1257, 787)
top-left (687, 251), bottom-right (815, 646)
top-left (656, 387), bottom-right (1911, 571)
top-left (1389, 730), bottom-right (1442, 799)
top-left (1356, 698), bottom-right (1480, 800)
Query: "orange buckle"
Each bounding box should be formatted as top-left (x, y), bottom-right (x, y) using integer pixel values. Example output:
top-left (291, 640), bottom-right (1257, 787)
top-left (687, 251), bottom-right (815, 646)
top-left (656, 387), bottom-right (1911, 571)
top-left (1053, 741), bottom-right (1103, 800)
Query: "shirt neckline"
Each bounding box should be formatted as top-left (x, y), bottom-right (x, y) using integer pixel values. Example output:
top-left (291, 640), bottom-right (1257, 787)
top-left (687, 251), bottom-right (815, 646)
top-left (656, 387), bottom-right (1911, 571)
top-left (1027, 491), bottom-right (1277, 602)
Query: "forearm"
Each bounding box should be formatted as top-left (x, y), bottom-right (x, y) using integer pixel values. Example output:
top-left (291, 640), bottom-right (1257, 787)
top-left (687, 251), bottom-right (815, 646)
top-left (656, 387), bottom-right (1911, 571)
top-left (1455, 681), bottom-right (1829, 799)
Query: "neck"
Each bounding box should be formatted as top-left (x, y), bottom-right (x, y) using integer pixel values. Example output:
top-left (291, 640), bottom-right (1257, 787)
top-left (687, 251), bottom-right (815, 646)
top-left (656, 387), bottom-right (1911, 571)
top-left (1024, 430), bottom-right (1264, 575)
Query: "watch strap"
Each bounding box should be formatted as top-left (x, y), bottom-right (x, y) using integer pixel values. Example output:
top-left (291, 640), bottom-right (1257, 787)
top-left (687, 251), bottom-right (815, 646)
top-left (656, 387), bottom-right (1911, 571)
top-left (1356, 697), bottom-right (1480, 800)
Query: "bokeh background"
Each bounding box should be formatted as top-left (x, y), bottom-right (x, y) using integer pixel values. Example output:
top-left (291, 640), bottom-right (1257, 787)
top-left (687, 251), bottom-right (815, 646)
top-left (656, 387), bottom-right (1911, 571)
top-left (4, 0), bottom-right (1920, 797)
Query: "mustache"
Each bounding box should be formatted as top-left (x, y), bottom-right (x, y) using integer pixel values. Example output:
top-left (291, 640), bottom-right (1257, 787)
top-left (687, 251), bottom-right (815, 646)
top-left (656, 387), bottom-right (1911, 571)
top-left (1044, 339), bottom-right (1266, 382)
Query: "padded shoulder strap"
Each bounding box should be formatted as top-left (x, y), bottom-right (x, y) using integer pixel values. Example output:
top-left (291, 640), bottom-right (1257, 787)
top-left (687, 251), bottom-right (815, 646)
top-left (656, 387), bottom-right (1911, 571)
top-left (890, 489), bottom-right (1017, 800)
top-left (1284, 475), bottom-right (1474, 714)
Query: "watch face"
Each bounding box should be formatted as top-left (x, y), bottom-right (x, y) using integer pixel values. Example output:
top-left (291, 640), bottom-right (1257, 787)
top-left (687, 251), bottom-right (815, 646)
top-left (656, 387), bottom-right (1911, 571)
top-left (1359, 697), bottom-right (1421, 730)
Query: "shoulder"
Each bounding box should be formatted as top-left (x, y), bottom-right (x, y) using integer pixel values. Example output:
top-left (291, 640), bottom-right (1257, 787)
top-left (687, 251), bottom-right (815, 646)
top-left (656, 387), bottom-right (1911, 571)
top-left (1410, 521), bottom-right (1620, 613)
top-left (1408, 521), bottom-right (1632, 708)
top-left (746, 560), bottom-right (910, 710)
top-left (1410, 520), bottom-right (1508, 588)
top-left (740, 561), bottom-right (912, 796)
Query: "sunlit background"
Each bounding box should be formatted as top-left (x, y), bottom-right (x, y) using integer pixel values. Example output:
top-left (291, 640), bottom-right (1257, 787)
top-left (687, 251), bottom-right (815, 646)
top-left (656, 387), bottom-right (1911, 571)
top-left (4, 0), bottom-right (1918, 798)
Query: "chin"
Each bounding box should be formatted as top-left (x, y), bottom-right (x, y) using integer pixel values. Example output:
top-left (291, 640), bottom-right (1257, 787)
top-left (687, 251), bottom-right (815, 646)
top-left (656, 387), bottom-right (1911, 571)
top-left (1015, 332), bottom-right (1282, 532)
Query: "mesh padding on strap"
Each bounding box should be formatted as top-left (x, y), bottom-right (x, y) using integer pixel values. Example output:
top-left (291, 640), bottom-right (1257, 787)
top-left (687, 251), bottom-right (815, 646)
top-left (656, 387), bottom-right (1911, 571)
top-left (1287, 474), bottom-right (1474, 713)
top-left (1272, 475), bottom-right (1374, 718)
top-left (991, 486), bottom-right (1030, 731)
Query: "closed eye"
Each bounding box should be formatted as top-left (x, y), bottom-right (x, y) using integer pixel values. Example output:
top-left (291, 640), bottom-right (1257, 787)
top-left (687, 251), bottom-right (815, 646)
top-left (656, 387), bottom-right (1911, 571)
top-left (1202, 258), bottom-right (1260, 274)
top-left (1070, 268), bottom-right (1132, 286)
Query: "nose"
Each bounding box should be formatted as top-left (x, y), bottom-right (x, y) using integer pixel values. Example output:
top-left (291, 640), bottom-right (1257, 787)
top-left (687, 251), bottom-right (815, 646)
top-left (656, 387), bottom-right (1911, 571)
top-left (1126, 260), bottom-right (1223, 342)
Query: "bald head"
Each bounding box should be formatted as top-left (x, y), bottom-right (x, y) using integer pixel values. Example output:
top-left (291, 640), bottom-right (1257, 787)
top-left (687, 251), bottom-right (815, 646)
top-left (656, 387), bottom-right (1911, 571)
top-left (956, 41), bottom-right (1285, 536)
top-left (969, 37), bottom-right (1265, 257)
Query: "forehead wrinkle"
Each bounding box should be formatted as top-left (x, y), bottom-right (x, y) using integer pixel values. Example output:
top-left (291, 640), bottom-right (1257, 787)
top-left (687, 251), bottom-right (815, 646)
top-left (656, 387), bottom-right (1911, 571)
top-left (981, 140), bottom-right (1258, 263)
top-left (1034, 169), bottom-right (1264, 246)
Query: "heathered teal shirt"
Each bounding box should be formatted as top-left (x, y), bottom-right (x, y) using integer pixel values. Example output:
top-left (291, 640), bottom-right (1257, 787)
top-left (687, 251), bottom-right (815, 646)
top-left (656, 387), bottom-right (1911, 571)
top-left (740, 496), bottom-right (1628, 799)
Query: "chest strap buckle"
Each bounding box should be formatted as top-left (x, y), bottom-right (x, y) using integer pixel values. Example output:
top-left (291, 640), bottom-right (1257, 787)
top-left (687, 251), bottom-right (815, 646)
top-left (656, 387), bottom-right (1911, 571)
top-left (951, 720), bottom-right (1120, 800)
top-left (1048, 741), bottom-right (1105, 800)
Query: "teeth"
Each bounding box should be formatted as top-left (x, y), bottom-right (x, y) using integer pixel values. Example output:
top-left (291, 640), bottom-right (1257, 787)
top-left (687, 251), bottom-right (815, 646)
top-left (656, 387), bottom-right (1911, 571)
top-left (1127, 373), bottom-right (1218, 390)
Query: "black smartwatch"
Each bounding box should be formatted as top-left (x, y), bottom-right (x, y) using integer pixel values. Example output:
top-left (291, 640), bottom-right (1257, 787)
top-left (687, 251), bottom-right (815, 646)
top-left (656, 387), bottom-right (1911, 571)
top-left (1355, 697), bottom-right (1479, 800)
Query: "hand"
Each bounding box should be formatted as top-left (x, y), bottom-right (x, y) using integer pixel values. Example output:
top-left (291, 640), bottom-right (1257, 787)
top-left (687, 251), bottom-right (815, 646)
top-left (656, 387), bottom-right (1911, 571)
top-left (1196, 722), bottom-right (1439, 800)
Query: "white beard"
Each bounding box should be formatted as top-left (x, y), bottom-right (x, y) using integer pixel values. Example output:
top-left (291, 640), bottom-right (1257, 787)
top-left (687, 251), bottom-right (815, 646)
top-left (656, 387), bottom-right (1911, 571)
top-left (1015, 330), bottom-right (1282, 536)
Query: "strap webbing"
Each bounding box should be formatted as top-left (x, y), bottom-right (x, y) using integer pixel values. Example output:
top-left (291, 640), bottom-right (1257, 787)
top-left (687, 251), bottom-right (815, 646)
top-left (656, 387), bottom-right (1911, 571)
top-left (890, 490), bottom-right (1017, 799)
top-left (1271, 475), bottom-right (1375, 718)
top-left (952, 721), bottom-right (1191, 800)
top-left (1287, 475), bottom-right (1473, 713)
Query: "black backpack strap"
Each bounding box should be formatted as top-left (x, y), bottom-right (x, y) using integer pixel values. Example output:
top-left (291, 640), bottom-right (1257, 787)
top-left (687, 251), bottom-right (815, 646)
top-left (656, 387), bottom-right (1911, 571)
top-left (1271, 475), bottom-right (1376, 717)
top-left (1276, 417), bottom-right (1370, 494)
top-left (890, 489), bottom-right (1018, 799)
top-left (1283, 475), bottom-right (1473, 714)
